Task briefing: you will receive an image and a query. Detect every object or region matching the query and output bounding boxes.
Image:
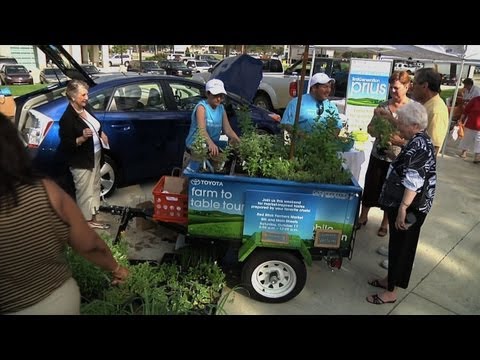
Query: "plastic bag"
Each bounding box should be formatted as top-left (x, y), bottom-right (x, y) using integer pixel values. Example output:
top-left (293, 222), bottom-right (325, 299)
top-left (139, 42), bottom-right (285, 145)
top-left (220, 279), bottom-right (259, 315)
top-left (450, 126), bottom-right (459, 141)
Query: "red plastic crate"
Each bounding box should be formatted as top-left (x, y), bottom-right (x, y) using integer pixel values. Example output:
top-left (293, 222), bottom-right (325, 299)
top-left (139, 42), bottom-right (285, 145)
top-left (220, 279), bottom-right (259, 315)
top-left (152, 176), bottom-right (188, 224)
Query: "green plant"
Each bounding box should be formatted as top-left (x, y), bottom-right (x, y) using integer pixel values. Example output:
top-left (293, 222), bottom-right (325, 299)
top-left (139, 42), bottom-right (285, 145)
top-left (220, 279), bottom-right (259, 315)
top-left (370, 116), bottom-right (396, 150)
top-left (235, 108), bottom-right (351, 185)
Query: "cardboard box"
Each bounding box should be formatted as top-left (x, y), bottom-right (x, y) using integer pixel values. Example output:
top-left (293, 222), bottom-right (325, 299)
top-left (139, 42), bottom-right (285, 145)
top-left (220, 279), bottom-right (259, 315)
top-left (0, 95), bottom-right (15, 118)
top-left (162, 176), bottom-right (187, 194)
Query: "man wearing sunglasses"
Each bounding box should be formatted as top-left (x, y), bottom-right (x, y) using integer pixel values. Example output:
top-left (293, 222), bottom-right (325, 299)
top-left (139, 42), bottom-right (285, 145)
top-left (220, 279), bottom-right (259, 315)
top-left (281, 72), bottom-right (343, 133)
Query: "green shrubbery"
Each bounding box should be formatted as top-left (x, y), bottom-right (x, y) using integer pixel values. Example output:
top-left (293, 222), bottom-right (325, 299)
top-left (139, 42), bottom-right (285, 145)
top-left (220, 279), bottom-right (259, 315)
top-left (69, 234), bottom-right (226, 315)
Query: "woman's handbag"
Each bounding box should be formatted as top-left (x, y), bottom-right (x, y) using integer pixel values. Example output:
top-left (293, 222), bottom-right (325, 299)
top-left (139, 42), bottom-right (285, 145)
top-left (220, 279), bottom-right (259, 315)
top-left (458, 123), bottom-right (465, 139)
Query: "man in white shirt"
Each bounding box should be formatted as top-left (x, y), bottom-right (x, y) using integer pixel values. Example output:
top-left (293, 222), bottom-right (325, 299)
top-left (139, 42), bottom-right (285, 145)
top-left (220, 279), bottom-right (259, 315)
top-left (462, 78), bottom-right (480, 103)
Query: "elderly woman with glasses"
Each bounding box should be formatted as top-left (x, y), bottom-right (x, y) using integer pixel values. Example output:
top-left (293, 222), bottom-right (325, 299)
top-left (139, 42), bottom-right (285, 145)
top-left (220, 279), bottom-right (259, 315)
top-left (366, 101), bottom-right (436, 305)
top-left (281, 72), bottom-right (343, 133)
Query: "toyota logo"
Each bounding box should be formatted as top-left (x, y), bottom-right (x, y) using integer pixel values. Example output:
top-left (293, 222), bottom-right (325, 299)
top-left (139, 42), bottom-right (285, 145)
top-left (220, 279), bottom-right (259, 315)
top-left (191, 179), bottom-right (200, 185)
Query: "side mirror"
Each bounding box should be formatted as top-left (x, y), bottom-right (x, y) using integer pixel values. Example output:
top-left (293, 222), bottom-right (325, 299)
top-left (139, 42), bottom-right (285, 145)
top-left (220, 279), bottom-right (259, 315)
top-left (208, 67), bottom-right (213, 73)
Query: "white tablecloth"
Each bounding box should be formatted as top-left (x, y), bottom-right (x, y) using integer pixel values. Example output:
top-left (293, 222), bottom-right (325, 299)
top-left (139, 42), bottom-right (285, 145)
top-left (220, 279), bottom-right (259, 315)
top-left (341, 141), bottom-right (373, 188)
top-left (341, 150), bottom-right (366, 185)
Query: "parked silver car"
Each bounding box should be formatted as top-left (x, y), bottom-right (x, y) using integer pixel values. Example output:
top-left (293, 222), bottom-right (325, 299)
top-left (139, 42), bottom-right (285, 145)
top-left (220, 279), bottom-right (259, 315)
top-left (39, 67), bottom-right (69, 84)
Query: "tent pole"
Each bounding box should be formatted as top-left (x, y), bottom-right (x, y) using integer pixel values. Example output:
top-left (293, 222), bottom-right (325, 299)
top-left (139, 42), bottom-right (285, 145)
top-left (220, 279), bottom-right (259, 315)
top-left (289, 45), bottom-right (309, 160)
top-left (441, 59), bottom-right (465, 158)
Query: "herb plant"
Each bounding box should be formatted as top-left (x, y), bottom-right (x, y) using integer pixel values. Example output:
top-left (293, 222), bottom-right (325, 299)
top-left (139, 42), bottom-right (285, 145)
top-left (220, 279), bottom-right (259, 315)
top-left (370, 116), bottom-right (396, 151)
top-left (235, 108), bottom-right (352, 184)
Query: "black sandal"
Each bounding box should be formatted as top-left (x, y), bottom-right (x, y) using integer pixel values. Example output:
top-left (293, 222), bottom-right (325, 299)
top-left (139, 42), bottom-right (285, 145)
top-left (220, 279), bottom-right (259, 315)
top-left (366, 294), bottom-right (396, 305)
top-left (368, 279), bottom-right (387, 290)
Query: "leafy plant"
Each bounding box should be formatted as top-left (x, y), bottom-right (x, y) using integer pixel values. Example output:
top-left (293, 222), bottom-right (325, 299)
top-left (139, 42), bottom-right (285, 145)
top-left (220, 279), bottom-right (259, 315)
top-left (235, 108), bottom-right (352, 185)
top-left (370, 116), bottom-right (396, 151)
top-left (190, 130), bottom-right (233, 173)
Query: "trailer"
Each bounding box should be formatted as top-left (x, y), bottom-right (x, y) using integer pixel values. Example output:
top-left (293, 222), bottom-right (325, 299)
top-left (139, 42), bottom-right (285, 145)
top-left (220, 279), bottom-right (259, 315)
top-left (101, 171), bottom-right (362, 303)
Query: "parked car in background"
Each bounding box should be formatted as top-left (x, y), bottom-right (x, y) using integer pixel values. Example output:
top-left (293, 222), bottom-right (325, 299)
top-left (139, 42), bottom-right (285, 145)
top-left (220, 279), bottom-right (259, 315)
top-left (0, 64), bottom-right (34, 85)
top-left (0, 56), bottom-right (18, 68)
top-left (194, 54), bottom-right (219, 66)
top-left (16, 45), bottom-right (281, 198)
top-left (185, 59), bottom-right (211, 73)
top-left (80, 64), bottom-right (101, 75)
top-left (109, 54), bottom-right (131, 67)
top-left (441, 74), bottom-right (458, 86)
top-left (158, 60), bottom-right (192, 77)
top-left (393, 62), bottom-right (418, 75)
top-left (127, 60), bottom-right (167, 74)
top-left (39, 67), bottom-right (69, 84)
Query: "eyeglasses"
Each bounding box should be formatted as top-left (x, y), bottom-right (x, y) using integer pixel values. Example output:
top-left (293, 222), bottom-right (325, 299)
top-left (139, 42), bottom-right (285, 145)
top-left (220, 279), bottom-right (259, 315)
top-left (317, 101), bottom-right (324, 116)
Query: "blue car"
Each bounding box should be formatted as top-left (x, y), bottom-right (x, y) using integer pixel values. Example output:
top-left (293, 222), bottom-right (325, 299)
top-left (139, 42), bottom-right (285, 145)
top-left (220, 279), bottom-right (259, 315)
top-left (15, 45), bottom-right (281, 197)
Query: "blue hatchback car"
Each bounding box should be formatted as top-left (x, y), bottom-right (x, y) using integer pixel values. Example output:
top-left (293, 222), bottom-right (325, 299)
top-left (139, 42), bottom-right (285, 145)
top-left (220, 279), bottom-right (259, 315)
top-left (15, 45), bottom-right (281, 197)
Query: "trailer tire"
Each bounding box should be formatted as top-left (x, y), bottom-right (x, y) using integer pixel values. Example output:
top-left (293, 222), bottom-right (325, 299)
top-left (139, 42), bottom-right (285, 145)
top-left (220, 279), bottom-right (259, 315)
top-left (241, 250), bottom-right (306, 303)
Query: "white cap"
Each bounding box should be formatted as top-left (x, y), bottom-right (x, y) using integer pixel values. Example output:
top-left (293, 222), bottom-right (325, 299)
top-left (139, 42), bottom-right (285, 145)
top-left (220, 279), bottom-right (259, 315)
top-left (206, 79), bottom-right (227, 95)
top-left (310, 72), bottom-right (335, 86)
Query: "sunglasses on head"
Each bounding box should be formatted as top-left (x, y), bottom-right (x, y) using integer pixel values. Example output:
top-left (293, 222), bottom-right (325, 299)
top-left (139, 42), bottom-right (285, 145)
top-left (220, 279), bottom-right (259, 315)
top-left (317, 102), bottom-right (324, 116)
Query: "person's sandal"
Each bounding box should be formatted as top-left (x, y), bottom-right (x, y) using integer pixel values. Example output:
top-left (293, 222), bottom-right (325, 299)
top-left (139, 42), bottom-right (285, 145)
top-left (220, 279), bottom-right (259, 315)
top-left (377, 227), bottom-right (388, 237)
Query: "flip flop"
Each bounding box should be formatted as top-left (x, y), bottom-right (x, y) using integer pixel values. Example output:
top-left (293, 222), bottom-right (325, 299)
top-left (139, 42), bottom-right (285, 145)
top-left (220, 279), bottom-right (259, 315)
top-left (377, 227), bottom-right (388, 237)
top-left (368, 279), bottom-right (387, 290)
top-left (366, 294), bottom-right (396, 305)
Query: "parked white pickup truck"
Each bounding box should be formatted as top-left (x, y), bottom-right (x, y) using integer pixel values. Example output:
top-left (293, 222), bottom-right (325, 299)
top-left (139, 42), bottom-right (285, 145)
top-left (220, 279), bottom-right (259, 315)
top-left (194, 56), bottom-right (349, 114)
top-left (193, 57), bottom-right (290, 112)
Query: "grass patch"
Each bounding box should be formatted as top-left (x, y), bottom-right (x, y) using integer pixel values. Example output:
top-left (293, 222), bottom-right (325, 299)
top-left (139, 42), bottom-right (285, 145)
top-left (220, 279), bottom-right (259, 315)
top-left (0, 84), bottom-right (48, 97)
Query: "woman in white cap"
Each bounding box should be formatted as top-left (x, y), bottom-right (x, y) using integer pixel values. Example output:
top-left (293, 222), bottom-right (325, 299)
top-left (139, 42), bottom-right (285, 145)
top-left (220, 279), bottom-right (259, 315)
top-left (183, 78), bottom-right (240, 167)
top-left (281, 72), bottom-right (343, 132)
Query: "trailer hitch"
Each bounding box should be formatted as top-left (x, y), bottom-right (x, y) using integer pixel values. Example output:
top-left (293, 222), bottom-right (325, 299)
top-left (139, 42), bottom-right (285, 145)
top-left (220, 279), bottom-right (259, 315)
top-left (98, 204), bottom-right (187, 244)
top-left (99, 205), bottom-right (151, 244)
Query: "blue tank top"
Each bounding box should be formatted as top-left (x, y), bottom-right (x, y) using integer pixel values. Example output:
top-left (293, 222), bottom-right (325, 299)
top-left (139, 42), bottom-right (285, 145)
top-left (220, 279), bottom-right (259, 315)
top-left (185, 100), bottom-right (224, 148)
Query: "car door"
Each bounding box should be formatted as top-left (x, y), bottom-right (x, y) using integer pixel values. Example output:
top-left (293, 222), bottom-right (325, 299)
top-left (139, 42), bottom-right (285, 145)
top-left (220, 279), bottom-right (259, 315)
top-left (102, 81), bottom-right (181, 184)
top-left (160, 79), bottom-right (204, 164)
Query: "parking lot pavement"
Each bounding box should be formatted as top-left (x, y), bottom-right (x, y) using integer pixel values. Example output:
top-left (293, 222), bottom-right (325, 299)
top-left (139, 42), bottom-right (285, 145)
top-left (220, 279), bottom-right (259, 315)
top-left (96, 180), bottom-right (177, 261)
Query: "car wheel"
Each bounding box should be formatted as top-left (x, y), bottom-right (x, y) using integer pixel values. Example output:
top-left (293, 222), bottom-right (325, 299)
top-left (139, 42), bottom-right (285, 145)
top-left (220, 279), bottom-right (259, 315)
top-left (100, 155), bottom-right (118, 197)
top-left (109, 61), bottom-right (113, 67)
top-left (124, 61), bottom-right (130, 67)
top-left (253, 93), bottom-right (273, 112)
top-left (241, 249), bottom-right (306, 303)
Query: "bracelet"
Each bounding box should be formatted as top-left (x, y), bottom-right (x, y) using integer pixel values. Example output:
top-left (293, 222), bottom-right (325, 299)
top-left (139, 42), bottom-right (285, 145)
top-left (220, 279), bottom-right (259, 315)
top-left (112, 264), bottom-right (121, 273)
top-left (401, 201), bottom-right (411, 207)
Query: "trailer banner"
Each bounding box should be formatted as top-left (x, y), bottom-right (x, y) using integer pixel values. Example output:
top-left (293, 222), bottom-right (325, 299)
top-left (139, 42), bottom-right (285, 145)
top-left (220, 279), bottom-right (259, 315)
top-left (186, 174), bottom-right (361, 245)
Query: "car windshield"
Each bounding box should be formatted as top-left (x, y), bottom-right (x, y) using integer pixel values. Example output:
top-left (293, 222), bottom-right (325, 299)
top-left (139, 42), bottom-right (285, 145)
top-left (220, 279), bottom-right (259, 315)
top-left (44, 68), bottom-right (63, 75)
top-left (6, 66), bottom-right (28, 74)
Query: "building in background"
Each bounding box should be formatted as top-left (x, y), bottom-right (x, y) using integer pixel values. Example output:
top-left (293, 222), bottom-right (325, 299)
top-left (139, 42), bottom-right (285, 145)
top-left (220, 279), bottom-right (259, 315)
top-left (0, 45), bottom-right (110, 84)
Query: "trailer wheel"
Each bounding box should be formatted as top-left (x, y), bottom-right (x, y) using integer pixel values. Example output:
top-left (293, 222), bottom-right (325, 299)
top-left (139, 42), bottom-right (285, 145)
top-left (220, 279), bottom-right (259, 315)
top-left (241, 250), bottom-right (306, 303)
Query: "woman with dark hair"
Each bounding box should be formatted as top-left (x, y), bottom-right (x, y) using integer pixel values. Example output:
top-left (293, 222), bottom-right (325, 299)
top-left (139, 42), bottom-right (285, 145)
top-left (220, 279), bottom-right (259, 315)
top-left (59, 79), bottom-right (110, 229)
top-left (0, 112), bottom-right (128, 314)
top-left (366, 101), bottom-right (436, 305)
